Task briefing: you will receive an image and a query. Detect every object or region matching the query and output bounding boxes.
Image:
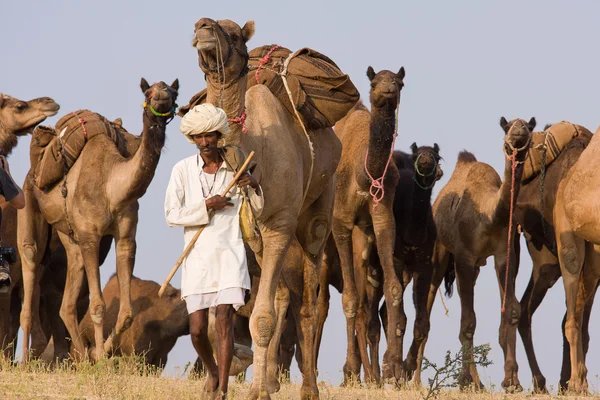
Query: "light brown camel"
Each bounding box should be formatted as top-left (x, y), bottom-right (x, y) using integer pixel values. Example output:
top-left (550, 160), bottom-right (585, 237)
top-left (18, 78), bottom-right (179, 362)
top-left (513, 126), bottom-right (594, 393)
top-left (188, 18), bottom-right (342, 400)
top-left (0, 93), bottom-right (59, 357)
top-left (553, 124), bottom-right (600, 393)
top-left (331, 66), bottom-right (405, 384)
top-left (432, 117), bottom-right (535, 392)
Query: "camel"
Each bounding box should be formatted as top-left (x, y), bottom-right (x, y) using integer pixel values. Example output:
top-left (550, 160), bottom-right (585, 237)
top-left (432, 117), bottom-right (535, 392)
top-left (18, 78), bottom-right (179, 362)
top-left (513, 125), bottom-right (594, 393)
top-left (78, 275), bottom-right (188, 368)
top-left (553, 124), bottom-right (600, 393)
top-left (331, 66), bottom-right (405, 384)
top-left (188, 18), bottom-right (343, 399)
top-left (0, 93), bottom-right (59, 357)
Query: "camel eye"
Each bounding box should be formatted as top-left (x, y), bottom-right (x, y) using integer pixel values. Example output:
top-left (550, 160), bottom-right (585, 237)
top-left (15, 103), bottom-right (26, 112)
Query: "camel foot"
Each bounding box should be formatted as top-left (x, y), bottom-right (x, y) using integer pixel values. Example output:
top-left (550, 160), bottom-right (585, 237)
top-left (204, 373), bottom-right (219, 393)
top-left (531, 375), bottom-right (547, 394)
top-left (247, 384), bottom-right (271, 400)
top-left (382, 356), bottom-right (406, 386)
top-left (502, 374), bottom-right (522, 393)
top-left (265, 376), bottom-right (280, 394)
top-left (503, 383), bottom-right (523, 394)
top-left (300, 383), bottom-right (319, 400)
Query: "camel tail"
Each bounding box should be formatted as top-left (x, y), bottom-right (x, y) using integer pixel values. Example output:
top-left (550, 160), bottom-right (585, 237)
top-left (457, 151), bottom-right (477, 164)
top-left (444, 253), bottom-right (456, 298)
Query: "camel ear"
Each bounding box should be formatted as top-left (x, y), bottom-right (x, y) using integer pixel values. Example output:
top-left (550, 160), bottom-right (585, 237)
top-left (544, 123), bottom-right (552, 130)
top-left (170, 79), bottom-right (179, 92)
top-left (397, 67), bottom-right (406, 80)
top-left (0, 94), bottom-right (4, 108)
top-left (499, 116), bottom-right (509, 132)
top-left (140, 78), bottom-right (151, 93)
top-left (410, 142), bottom-right (418, 154)
top-left (366, 66), bottom-right (376, 81)
top-left (528, 117), bottom-right (537, 132)
top-left (241, 21), bottom-right (255, 42)
top-left (434, 143), bottom-right (440, 154)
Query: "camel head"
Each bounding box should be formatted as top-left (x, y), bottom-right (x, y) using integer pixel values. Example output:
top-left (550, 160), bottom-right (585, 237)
top-left (410, 142), bottom-right (443, 189)
top-left (499, 116), bottom-right (535, 162)
top-left (192, 18), bottom-right (255, 81)
top-left (366, 66), bottom-right (405, 109)
top-left (141, 78), bottom-right (179, 120)
top-left (0, 94), bottom-right (60, 154)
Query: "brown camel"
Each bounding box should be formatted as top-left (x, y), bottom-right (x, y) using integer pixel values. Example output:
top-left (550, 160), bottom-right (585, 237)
top-left (432, 117), bottom-right (535, 392)
top-left (331, 66), bottom-right (405, 384)
top-left (553, 124), bottom-right (600, 393)
top-left (0, 93), bottom-right (59, 357)
top-left (188, 18), bottom-right (342, 399)
top-left (513, 125), bottom-right (594, 393)
top-left (18, 78), bottom-right (179, 362)
top-left (78, 275), bottom-right (189, 368)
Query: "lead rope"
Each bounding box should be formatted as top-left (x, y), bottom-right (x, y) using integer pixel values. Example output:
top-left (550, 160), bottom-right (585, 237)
top-left (438, 287), bottom-right (449, 316)
top-left (363, 104), bottom-right (400, 212)
top-left (501, 148), bottom-right (518, 313)
top-left (280, 50), bottom-right (314, 211)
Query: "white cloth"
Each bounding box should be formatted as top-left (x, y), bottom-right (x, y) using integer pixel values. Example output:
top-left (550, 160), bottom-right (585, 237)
top-left (180, 104), bottom-right (231, 143)
top-left (184, 288), bottom-right (246, 313)
top-left (164, 152), bottom-right (264, 298)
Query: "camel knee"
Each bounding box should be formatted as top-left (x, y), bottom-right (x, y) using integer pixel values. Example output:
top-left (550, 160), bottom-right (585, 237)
top-left (90, 303), bottom-right (106, 325)
top-left (414, 319), bottom-right (430, 342)
top-left (386, 283), bottom-right (402, 307)
top-left (459, 318), bottom-right (476, 341)
top-left (342, 293), bottom-right (358, 319)
top-left (20, 243), bottom-right (38, 268)
top-left (564, 319), bottom-right (580, 343)
top-left (251, 310), bottom-right (275, 347)
top-left (503, 303), bottom-right (521, 326)
top-left (560, 246), bottom-right (582, 275)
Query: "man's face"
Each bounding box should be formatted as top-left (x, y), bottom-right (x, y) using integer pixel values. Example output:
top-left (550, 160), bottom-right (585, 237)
top-left (192, 131), bottom-right (220, 155)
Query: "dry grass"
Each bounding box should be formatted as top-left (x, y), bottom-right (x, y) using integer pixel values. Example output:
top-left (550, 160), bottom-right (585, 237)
top-left (0, 356), bottom-right (598, 400)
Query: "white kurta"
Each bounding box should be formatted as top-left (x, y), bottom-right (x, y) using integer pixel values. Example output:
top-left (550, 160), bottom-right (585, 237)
top-left (164, 153), bottom-right (264, 298)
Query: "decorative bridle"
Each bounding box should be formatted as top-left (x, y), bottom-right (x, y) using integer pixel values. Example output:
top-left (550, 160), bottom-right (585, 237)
top-left (412, 151), bottom-right (440, 190)
top-left (142, 86), bottom-right (178, 124)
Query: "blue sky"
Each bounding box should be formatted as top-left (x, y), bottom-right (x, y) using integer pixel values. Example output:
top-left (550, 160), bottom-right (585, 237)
top-left (2, 0), bottom-right (599, 392)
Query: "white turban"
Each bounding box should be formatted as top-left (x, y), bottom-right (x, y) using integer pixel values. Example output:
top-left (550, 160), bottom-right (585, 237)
top-left (180, 103), bottom-right (230, 143)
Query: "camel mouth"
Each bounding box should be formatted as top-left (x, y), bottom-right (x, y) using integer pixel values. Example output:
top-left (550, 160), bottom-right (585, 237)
top-left (194, 27), bottom-right (217, 51)
top-left (195, 39), bottom-right (217, 51)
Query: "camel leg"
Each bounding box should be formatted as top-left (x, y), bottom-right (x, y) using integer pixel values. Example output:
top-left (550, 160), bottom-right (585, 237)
top-left (365, 262), bottom-right (383, 384)
top-left (518, 241), bottom-right (560, 393)
top-left (413, 242), bottom-right (451, 387)
top-left (494, 243), bottom-right (522, 393)
top-left (17, 180), bottom-right (50, 362)
top-left (371, 200), bottom-right (403, 384)
top-left (332, 218), bottom-right (361, 385)
top-left (78, 235), bottom-right (104, 361)
top-left (55, 231), bottom-right (86, 360)
top-left (265, 281), bottom-right (290, 394)
top-left (404, 255), bottom-right (433, 383)
top-left (248, 221), bottom-right (295, 400)
top-left (278, 311), bottom-right (296, 380)
top-left (313, 241), bottom-right (332, 373)
top-left (103, 210), bottom-right (137, 354)
top-left (353, 225), bottom-right (375, 383)
top-left (555, 202), bottom-right (587, 393)
top-left (454, 255), bottom-right (483, 390)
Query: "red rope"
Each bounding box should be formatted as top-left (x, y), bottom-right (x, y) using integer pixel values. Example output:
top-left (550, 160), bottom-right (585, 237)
top-left (228, 110), bottom-right (248, 133)
top-left (255, 45), bottom-right (281, 84)
top-left (501, 148), bottom-right (518, 313)
top-left (363, 132), bottom-right (398, 212)
top-left (71, 111), bottom-right (88, 141)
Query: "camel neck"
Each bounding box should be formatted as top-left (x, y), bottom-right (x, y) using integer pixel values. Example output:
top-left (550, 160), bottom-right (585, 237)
top-left (112, 110), bottom-right (166, 205)
top-left (205, 73), bottom-right (247, 145)
top-left (367, 103), bottom-right (397, 178)
top-left (0, 126), bottom-right (18, 156)
top-left (494, 155), bottom-right (525, 224)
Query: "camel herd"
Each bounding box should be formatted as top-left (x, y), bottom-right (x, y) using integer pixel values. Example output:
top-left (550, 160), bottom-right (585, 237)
top-left (1, 16), bottom-right (599, 400)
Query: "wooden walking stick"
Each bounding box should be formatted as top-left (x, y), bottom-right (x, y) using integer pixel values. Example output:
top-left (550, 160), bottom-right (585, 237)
top-left (158, 151), bottom-right (255, 297)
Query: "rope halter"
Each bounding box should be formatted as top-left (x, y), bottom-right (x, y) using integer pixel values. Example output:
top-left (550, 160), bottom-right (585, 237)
top-left (143, 86), bottom-right (178, 124)
top-left (412, 152), bottom-right (439, 190)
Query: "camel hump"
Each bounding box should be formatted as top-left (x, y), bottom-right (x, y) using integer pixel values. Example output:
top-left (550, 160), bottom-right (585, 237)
top-left (457, 151), bottom-right (477, 164)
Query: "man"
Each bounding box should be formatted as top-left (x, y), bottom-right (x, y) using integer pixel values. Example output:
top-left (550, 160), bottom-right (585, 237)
top-left (0, 154), bottom-right (26, 293)
top-left (164, 104), bottom-right (263, 398)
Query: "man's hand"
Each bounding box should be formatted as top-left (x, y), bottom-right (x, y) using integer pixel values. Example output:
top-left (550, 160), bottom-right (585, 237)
top-left (237, 172), bottom-right (259, 190)
top-left (205, 195), bottom-right (233, 211)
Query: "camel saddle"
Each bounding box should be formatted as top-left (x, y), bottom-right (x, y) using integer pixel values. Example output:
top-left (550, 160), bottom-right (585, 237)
top-left (179, 45), bottom-right (360, 130)
top-left (31, 110), bottom-right (129, 191)
top-left (522, 121), bottom-right (592, 182)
